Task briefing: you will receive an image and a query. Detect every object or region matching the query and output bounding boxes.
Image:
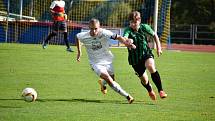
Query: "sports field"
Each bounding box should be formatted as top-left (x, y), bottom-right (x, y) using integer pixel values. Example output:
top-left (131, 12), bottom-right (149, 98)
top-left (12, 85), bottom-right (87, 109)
top-left (0, 43), bottom-right (215, 121)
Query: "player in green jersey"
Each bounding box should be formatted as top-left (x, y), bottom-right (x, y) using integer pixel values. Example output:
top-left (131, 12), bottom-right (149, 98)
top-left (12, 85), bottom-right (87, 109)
top-left (123, 11), bottom-right (167, 100)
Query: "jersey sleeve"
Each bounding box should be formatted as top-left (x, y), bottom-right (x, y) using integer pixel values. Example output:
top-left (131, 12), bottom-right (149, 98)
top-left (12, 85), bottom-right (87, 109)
top-left (50, 1), bottom-right (56, 9)
top-left (142, 24), bottom-right (155, 36)
top-left (76, 32), bottom-right (89, 43)
top-left (102, 29), bottom-right (117, 40)
top-left (123, 27), bottom-right (130, 38)
top-left (50, 1), bottom-right (65, 11)
top-left (76, 32), bottom-right (83, 41)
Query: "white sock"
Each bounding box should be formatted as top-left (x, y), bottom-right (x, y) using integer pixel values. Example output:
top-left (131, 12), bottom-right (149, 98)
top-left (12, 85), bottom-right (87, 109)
top-left (109, 81), bottom-right (129, 97)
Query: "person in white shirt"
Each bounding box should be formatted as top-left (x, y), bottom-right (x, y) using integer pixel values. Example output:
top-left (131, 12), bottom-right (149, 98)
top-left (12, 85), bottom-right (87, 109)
top-left (76, 18), bottom-right (135, 104)
top-left (42, 0), bottom-right (73, 52)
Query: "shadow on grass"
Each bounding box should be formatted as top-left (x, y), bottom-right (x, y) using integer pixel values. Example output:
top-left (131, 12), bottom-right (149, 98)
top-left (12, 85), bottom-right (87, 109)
top-left (37, 98), bottom-right (151, 105)
top-left (0, 99), bottom-right (23, 108)
top-left (0, 98), bottom-right (154, 105)
top-left (0, 105), bottom-right (23, 108)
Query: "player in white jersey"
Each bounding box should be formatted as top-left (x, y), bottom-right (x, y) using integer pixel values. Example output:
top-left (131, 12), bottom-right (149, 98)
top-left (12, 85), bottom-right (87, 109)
top-left (76, 18), bottom-right (135, 104)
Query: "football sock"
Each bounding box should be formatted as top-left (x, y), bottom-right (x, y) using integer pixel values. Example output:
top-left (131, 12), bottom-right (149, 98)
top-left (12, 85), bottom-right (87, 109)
top-left (101, 79), bottom-right (107, 86)
top-left (151, 71), bottom-right (163, 92)
top-left (63, 32), bottom-right (70, 49)
top-left (141, 81), bottom-right (152, 92)
top-left (109, 81), bottom-right (129, 97)
top-left (45, 32), bottom-right (56, 43)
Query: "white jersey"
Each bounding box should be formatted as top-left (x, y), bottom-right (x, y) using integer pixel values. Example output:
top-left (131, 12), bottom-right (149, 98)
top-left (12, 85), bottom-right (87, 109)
top-left (77, 29), bottom-right (117, 65)
top-left (50, 0), bottom-right (65, 9)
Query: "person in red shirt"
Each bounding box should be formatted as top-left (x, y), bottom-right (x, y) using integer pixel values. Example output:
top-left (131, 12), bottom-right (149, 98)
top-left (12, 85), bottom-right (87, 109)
top-left (42, 0), bottom-right (73, 52)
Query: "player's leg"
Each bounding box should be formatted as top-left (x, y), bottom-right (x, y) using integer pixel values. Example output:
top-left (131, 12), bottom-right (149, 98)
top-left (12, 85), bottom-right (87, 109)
top-left (43, 32), bottom-right (57, 49)
top-left (106, 64), bottom-right (134, 103)
top-left (93, 64), bottom-right (134, 103)
top-left (98, 64), bottom-right (116, 94)
top-left (100, 72), bottom-right (133, 104)
top-left (140, 72), bottom-right (156, 100)
top-left (42, 21), bottom-right (58, 49)
top-left (132, 61), bottom-right (156, 100)
top-left (63, 32), bottom-right (74, 52)
top-left (98, 74), bottom-right (114, 94)
top-left (92, 64), bottom-right (107, 94)
top-left (60, 21), bottom-right (73, 52)
top-left (145, 58), bottom-right (167, 98)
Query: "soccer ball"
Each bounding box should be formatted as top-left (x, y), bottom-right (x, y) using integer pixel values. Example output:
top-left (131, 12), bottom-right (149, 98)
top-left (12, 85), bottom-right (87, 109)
top-left (22, 88), bottom-right (37, 102)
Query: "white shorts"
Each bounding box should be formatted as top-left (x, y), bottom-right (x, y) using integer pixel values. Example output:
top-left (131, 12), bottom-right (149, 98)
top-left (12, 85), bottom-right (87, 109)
top-left (91, 63), bottom-right (114, 76)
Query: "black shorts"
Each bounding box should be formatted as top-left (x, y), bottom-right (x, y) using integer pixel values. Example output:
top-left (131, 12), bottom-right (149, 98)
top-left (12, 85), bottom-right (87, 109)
top-left (132, 54), bottom-right (154, 77)
top-left (52, 21), bottom-right (67, 32)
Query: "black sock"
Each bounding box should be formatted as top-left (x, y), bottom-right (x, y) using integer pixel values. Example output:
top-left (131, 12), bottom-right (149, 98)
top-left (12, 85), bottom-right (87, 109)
top-left (45, 32), bottom-right (56, 43)
top-left (151, 71), bottom-right (163, 92)
top-left (63, 32), bottom-right (70, 49)
top-left (141, 81), bottom-right (152, 92)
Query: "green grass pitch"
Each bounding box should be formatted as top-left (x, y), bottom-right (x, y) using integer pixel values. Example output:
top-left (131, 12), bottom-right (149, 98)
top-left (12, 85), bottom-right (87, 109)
top-left (0, 43), bottom-right (215, 121)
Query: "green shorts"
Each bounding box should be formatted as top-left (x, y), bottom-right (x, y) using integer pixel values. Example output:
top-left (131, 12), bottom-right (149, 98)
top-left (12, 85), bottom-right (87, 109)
top-left (132, 51), bottom-right (154, 77)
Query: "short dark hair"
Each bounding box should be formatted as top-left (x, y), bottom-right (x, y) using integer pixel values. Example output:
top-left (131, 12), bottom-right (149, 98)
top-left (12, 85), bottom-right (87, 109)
top-left (128, 11), bottom-right (141, 21)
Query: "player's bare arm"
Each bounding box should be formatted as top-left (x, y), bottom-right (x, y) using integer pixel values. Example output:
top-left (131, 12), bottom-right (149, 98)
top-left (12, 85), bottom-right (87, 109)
top-left (76, 36), bottom-right (82, 62)
top-left (50, 7), bottom-right (65, 17)
top-left (116, 35), bottom-right (136, 49)
top-left (153, 34), bottom-right (162, 57)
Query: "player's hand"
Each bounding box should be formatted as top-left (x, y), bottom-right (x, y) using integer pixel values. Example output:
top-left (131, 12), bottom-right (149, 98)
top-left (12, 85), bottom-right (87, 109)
top-left (124, 39), bottom-right (136, 49)
top-left (64, 14), bottom-right (67, 20)
top-left (157, 48), bottom-right (162, 57)
top-left (76, 52), bottom-right (81, 62)
top-left (128, 44), bottom-right (136, 49)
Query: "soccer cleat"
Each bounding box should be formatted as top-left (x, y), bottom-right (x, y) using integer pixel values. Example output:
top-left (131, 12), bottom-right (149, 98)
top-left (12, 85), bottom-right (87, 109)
top-left (42, 41), bottom-right (47, 49)
top-left (98, 79), bottom-right (107, 94)
top-left (159, 90), bottom-right (167, 99)
top-left (127, 95), bottom-right (134, 104)
top-left (66, 48), bottom-right (74, 52)
top-left (148, 90), bottom-right (156, 100)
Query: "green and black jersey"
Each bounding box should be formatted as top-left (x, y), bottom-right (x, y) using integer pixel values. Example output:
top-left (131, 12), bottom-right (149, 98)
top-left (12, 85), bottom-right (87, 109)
top-left (123, 24), bottom-right (155, 65)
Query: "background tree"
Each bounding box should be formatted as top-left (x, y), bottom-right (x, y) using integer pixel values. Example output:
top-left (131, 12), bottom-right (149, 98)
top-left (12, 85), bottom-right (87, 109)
top-left (171, 0), bottom-right (215, 26)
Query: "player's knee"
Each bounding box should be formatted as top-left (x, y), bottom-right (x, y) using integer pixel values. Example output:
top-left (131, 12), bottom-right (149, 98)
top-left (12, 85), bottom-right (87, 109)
top-left (63, 32), bottom-right (68, 39)
top-left (146, 63), bottom-right (156, 73)
top-left (148, 67), bottom-right (157, 73)
top-left (63, 32), bottom-right (67, 35)
top-left (100, 74), bottom-right (113, 84)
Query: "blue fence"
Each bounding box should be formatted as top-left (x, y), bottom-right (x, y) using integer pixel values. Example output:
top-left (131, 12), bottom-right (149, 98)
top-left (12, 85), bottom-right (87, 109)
top-left (0, 21), bottom-right (82, 45)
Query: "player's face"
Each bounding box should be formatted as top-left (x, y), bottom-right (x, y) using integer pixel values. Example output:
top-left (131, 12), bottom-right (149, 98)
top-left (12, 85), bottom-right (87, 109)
top-left (89, 23), bottom-right (100, 37)
top-left (129, 17), bottom-right (141, 31)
